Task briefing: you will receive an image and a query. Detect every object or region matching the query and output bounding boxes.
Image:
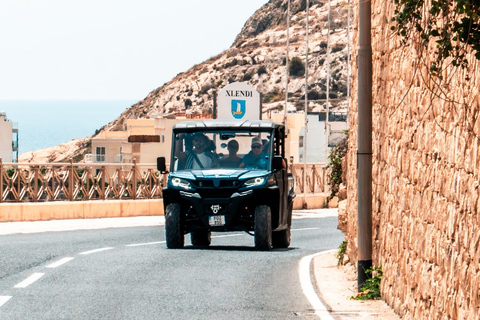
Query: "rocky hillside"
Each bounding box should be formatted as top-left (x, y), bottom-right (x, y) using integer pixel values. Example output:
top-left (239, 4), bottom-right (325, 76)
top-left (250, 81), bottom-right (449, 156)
top-left (20, 0), bottom-right (351, 163)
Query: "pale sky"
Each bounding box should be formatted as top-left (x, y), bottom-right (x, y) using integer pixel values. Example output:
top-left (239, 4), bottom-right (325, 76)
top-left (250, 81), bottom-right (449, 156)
top-left (0, 0), bottom-right (269, 101)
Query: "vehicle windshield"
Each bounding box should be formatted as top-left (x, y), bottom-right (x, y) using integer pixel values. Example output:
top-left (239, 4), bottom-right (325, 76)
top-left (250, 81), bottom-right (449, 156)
top-left (171, 130), bottom-right (272, 172)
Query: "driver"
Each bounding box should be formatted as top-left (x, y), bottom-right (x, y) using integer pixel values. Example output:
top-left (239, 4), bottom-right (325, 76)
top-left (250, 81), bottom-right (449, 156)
top-left (176, 133), bottom-right (220, 169)
top-left (239, 136), bottom-right (268, 169)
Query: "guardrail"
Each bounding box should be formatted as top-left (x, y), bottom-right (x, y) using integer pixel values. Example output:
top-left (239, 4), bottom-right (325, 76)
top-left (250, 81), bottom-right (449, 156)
top-left (1, 158), bottom-right (329, 203)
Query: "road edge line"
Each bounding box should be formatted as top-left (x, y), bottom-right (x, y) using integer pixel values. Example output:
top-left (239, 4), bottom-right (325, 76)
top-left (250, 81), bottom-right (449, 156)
top-left (299, 249), bottom-right (337, 320)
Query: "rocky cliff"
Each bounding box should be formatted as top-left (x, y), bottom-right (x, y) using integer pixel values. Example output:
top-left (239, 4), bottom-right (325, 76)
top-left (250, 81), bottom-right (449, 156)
top-left (19, 0), bottom-right (351, 163)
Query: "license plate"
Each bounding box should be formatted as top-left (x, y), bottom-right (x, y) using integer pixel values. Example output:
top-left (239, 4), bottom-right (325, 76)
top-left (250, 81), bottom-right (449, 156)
top-left (209, 215), bottom-right (225, 226)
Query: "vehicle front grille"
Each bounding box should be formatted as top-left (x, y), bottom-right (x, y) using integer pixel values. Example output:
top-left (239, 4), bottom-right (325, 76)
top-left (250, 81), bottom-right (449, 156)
top-left (197, 189), bottom-right (236, 199)
top-left (193, 180), bottom-right (240, 188)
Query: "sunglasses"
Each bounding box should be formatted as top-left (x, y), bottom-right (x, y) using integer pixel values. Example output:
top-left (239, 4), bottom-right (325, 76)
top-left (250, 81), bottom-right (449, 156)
top-left (251, 145), bottom-right (262, 149)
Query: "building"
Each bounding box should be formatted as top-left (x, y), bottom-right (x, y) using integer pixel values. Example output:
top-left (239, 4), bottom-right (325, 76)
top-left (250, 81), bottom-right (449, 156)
top-left (269, 111), bottom-right (347, 164)
top-left (0, 111), bottom-right (19, 162)
top-left (89, 115), bottom-right (184, 172)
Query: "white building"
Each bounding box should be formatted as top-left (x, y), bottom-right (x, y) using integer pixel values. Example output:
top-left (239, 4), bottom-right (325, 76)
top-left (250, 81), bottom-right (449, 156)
top-left (269, 111), bottom-right (348, 164)
top-left (0, 111), bottom-right (18, 162)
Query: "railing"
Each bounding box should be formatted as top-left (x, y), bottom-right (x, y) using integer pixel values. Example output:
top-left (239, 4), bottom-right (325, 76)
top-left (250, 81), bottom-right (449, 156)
top-left (0, 159), bottom-right (165, 203)
top-left (0, 158), bottom-right (329, 203)
top-left (289, 163), bottom-right (330, 195)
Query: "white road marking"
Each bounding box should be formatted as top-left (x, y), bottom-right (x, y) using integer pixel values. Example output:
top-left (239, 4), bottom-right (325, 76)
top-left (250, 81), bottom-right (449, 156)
top-left (211, 234), bottom-right (244, 238)
top-left (293, 227), bottom-right (320, 231)
top-left (14, 273), bottom-right (45, 288)
top-left (126, 241), bottom-right (165, 247)
top-left (46, 257), bottom-right (75, 268)
top-left (0, 296), bottom-right (12, 308)
top-left (79, 247), bottom-right (114, 255)
top-left (299, 250), bottom-right (336, 320)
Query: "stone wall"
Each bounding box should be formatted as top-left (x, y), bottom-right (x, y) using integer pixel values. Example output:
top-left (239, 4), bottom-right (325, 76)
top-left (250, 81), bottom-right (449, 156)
top-left (342, 0), bottom-right (480, 319)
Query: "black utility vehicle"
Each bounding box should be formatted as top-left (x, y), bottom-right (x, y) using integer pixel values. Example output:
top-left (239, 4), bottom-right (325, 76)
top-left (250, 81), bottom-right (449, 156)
top-left (157, 120), bottom-right (295, 250)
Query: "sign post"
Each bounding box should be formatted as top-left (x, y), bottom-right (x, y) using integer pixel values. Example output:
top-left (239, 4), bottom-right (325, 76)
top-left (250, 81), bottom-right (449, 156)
top-left (217, 82), bottom-right (261, 120)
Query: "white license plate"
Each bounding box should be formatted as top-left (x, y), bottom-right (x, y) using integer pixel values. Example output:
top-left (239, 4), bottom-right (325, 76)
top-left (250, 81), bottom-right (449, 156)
top-left (209, 215), bottom-right (225, 226)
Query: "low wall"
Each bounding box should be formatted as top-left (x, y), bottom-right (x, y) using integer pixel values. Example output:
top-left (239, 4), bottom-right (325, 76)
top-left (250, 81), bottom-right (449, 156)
top-left (0, 194), bottom-right (331, 222)
top-left (0, 199), bottom-right (164, 222)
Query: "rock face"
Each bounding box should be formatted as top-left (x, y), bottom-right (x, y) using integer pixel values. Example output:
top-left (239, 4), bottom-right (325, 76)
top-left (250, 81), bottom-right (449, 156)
top-left (342, 0), bottom-right (480, 319)
top-left (102, 0), bottom-right (351, 131)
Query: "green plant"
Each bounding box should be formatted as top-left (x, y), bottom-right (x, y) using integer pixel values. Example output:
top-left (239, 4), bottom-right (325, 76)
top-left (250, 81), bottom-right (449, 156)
top-left (257, 65), bottom-right (267, 75)
top-left (392, 0), bottom-right (480, 76)
top-left (352, 266), bottom-right (383, 300)
top-left (327, 133), bottom-right (348, 199)
top-left (337, 241), bottom-right (348, 266)
top-left (289, 57), bottom-right (305, 77)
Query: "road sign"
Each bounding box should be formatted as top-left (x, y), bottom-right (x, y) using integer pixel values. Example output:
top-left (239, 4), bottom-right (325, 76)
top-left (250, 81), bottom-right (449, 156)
top-left (217, 82), bottom-right (261, 120)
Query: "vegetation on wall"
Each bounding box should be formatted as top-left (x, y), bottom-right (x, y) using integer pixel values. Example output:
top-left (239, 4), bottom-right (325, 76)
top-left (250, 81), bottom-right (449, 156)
top-left (327, 133), bottom-right (348, 199)
top-left (392, 0), bottom-right (480, 77)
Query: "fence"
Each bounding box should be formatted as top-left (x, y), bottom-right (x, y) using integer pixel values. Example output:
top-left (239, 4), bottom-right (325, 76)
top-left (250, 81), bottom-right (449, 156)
top-left (0, 158), bottom-right (329, 203)
top-left (289, 163), bottom-right (330, 195)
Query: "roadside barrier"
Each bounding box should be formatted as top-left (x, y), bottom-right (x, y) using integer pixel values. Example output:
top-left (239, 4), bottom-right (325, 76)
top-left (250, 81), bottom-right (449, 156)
top-left (0, 159), bottom-right (164, 203)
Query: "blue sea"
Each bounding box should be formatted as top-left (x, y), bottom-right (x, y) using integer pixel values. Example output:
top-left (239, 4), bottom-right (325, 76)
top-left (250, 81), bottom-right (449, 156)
top-left (0, 100), bottom-right (137, 155)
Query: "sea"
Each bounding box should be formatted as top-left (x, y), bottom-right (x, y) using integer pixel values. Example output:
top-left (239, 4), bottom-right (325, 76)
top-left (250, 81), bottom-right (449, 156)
top-left (0, 100), bottom-right (137, 155)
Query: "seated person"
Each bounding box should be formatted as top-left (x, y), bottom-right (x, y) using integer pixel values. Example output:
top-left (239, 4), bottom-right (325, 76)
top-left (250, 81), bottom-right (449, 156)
top-left (240, 137), bottom-right (269, 170)
top-left (220, 140), bottom-right (242, 168)
top-left (176, 133), bottom-right (220, 169)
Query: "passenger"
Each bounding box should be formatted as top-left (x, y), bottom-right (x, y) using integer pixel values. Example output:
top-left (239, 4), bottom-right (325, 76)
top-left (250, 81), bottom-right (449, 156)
top-left (220, 140), bottom-right (242, 168)
top-left (240, 136), bottom-right (269, 169)
top-left (176, 133), bottom-right (220, 169)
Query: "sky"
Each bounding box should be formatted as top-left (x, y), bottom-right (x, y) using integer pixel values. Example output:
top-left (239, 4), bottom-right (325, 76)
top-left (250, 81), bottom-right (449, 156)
top-left (0, 0), bottom-right (269, 101)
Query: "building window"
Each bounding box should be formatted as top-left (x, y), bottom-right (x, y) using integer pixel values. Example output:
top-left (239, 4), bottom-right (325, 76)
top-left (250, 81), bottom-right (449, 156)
top-left (96, 146), bottom-right (106, 162)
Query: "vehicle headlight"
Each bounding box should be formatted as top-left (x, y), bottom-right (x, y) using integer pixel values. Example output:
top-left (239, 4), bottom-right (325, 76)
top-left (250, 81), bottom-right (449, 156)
top-left (170, 177), bottom-right (193, 190)
top-left (244, 175), bottom-right (276, 188)
top-left (244, 177), bottom-right (265, 187)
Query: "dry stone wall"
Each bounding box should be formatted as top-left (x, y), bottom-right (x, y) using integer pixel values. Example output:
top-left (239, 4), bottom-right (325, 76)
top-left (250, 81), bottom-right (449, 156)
top-left (342, 0), bottom-right (480, 319)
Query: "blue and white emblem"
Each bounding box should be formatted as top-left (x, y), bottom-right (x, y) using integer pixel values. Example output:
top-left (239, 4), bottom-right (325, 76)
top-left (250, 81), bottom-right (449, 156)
top-left (231, 100), bottom-right (246, 119)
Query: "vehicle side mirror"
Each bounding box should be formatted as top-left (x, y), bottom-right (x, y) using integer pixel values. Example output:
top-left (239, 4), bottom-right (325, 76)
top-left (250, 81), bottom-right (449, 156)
top-left (157, 157), bottom-right (168, 173)
top-left (272, 155), bottom-right (284, 171)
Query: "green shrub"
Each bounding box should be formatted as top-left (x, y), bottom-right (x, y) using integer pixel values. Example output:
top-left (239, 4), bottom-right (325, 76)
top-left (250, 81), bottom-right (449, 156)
top-left (352, 266), bottom-right (383, 300)
top-left (327, 133), bottom-right (348, 199)
top-left (289, 57), bottom-right (305, 77)
top-left (257, 65), bottom-right (267, 75)
top-left (337, 241), bottom-right (348, 266)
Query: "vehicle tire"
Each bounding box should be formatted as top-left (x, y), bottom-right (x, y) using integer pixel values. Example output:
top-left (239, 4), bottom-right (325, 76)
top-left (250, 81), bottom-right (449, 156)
top-left (254, 205), bottom-right (272, 251)
top-left (191, 230), bottom-right (211, 246)
top-left (165, 203), bottom-right (184, 249)
top-left (272, 227), bottom-right (291, 248)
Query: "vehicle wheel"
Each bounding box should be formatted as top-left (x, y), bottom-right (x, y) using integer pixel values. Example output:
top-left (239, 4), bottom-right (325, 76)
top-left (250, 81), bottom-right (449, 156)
top-left (191, 230), bottom-right (211, 246)
top-left (165, 203), bottom-right (184, 249)
top-left (272, 227), bottom-right (291, 248)
top-left (254, 205), bottom-right (272, 251)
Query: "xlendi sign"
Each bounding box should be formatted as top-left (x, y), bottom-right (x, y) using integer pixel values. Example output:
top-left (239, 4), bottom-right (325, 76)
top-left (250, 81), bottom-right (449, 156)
top-left (217, 82), bottom-right (261, 120)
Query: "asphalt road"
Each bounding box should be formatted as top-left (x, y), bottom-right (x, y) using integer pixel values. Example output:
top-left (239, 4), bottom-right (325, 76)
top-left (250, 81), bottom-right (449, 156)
top-left (0, 211), bottom-right (344, 319)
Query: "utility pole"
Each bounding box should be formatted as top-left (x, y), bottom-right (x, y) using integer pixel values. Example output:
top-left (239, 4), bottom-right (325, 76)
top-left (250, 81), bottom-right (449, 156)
top-left (303, 0), bottom-right (310, 208)
top-left (284, 0), bottom-right (291, 129)
top-left (357, 0), bottom-right (373, 291)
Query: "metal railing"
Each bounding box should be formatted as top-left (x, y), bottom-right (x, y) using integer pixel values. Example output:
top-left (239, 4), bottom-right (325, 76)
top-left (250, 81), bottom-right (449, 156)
top-left (1, 158), bottom-right (329, 203)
